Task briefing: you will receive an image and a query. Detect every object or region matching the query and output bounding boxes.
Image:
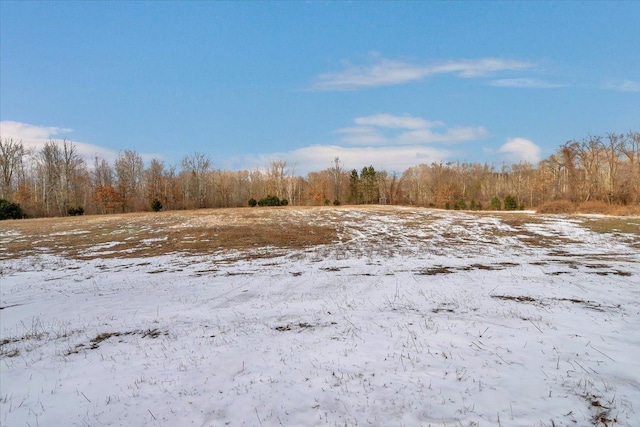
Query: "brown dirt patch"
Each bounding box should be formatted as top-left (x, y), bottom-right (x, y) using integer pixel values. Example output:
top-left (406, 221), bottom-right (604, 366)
top-left (0, 207), bottom-right (339, 260)
top-left (2, 206), bottom-right (638, 260)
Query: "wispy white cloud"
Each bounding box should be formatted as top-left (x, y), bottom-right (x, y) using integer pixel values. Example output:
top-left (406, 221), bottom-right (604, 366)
top-left (333, 126), bottom-right (388, 146)
top-left (490, 78), bottom-right (564, 89)
top-left (604, 79), bottom-right (640, 92)
top-left (430, 58), bottom-right (533, 78)
top-left (354, 114), bottom-right (443, 130)
top-left (398, 126), bottom-right (489, 145)
top-left (497, 137), bottom-right (541, 164)
top-left (232, 113), bottom-right (488, 174)
top-left (309, 54), bottom-right (533, 91)
top-left (237, 144), bottom-right (454, 175)
top-left (290, 144), bottom-right (453, 173)
top-left (0, 120), bottom-right (160, 164)
top-left (336, 114), bottom-right (488, 146)
top-left (0, 121), bottom-right (73, 140)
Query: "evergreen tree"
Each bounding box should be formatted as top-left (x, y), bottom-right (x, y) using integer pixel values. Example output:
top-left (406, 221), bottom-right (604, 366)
top-left (360, 166), bottom-right (378, 204)
top-left (0, 198), bottom-right (26, 220)
top-left (349, 169), bottom-right (360, 204)
top-left (504, 195), bottom-right (518, 211)
top-left (453, 198), bottom-right (467, 210)
top-left (490, 196), bottom-right (502, 210)
top-left (151, 198), bottom-right (163, 212)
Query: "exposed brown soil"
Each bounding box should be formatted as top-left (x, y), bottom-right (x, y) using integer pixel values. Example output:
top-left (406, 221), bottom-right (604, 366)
top-left (1, 205), bottom-right (638, 261)
top-left (0, 207), bottom-right (340, 260)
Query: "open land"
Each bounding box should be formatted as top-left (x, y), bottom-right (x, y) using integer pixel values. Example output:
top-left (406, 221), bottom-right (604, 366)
top-left (1, 206), bottom-right (639, 426)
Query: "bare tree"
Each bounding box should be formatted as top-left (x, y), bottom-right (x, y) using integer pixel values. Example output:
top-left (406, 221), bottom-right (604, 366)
top-left (248, 168), bottom-right (267, 201)
top-left (305, 171), bottom-right (330, 205)
top-left (619, 131), bottom-right (640, 204)
top-left (92, 157), bottom-right (119, 214)
top-left (36, 140), bottom-right (85, 216)
top-left (181, 152), bottom-right (211, 208)
top-left (284, 163), bottom-right (300, 205)
top-left (401, 164), bottom-right (434, 206)
top-left (327, 157), bottom-right (344, 204)
top-left (377, 171), bottom-right (397, 205)
top-left (144, 158), bottom-right (165, 209)
top-left (210, 170), bottom-right (231, 208)
top-left (559, 141), bottom-right (580, 202)
top-left (115, 150), bottom-right (144, 212)
top-left (604, 133), bottom-right (622, 203)
top-left (231, 170), bottom-right (252, 206)
top-left (268, 160), bottom-right (287, 200)
top-left (0, 138), bottom-right (25, 199)
top-left (577, 135), bottom-right (604, 202)
top-left (164, 164), bottom-right (181, 210)
top-left (429, 162), bottom-right (460, 208)
top-left (538, 154), bottom-right (563, 201)
top-left (93, 156), bottom-right (115, 188)
top-left (6, 130), bottom-right (640, 217)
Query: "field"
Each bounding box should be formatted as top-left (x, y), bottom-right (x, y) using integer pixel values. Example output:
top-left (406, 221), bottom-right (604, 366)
top-left (1, 206), bottom-right (639, 426)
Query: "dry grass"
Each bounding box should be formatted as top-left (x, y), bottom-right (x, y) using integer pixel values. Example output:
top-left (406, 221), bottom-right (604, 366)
top-left (579, 216), bottom-right (640, 248)
top-left (2, 205), bottom-right (639, 260)
top-left (578, 200), bottom-right (613, 214)
top-left (537, 199), bottom-right (640, 216)
top-left (0, 207), bottom-right (339, 260)
top-left (536, 200), bottom-right (576, 214)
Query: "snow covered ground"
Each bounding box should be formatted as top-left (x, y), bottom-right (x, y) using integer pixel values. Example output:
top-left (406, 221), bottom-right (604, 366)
top-left (1, 207), bottom-right (639, 426)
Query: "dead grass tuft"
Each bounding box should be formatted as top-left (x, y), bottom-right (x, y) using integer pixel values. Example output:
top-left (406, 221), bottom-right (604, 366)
top-left (579, 216), bottom-right (640, 235)
top-left (536, 200), bottom-right (576, 214)
top-left (416, 266), bottom-right (455, 275)
top-left (577, 200), bottom-right (612, 214)
top-left (65, 328), bottom-right (169, 354)
top-left (491, 294), bottom-right (538, 303)
top-left (274, 322), bottom-right (314, 332)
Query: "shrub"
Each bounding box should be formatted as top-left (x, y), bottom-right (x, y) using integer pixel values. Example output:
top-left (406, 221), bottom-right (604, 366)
top-left (333, 199), bottom-right (341, 206)
top-left (151, 198), bottom-right (163, 212)
top-left (503, 195), bottom-right (518, 211)
top-left (490, 196), bottom-right (501, 210)
top-left (536, 200), bottom-right (576, 214)
top-left (67, 206), bottom-right (85, 216)
top-left (453, 198), bottom-right (467, 210)
top-left (0, 198), bottom-right (26, 220)
top-left (469, 200), bottom-right (482, 211)
top-left (257, 195), bottom-right (286, 207)
top-left (609, 204), bottom-right (640, 216)
top-left (578, 200), bottom-right (611, 214)
top-left (248, 198), bottom-right (257, 207)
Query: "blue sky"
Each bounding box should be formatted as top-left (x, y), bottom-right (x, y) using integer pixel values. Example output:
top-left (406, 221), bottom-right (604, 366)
top-left (1, 1), bottom-right (639, 174)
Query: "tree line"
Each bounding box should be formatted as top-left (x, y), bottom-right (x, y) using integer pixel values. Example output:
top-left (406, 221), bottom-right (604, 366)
top-left (0, 131), bottom-right (638, 218)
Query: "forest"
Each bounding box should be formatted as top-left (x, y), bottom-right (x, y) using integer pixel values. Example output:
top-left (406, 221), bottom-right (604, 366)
top-left (0, 131), bottom-right (638, 218)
